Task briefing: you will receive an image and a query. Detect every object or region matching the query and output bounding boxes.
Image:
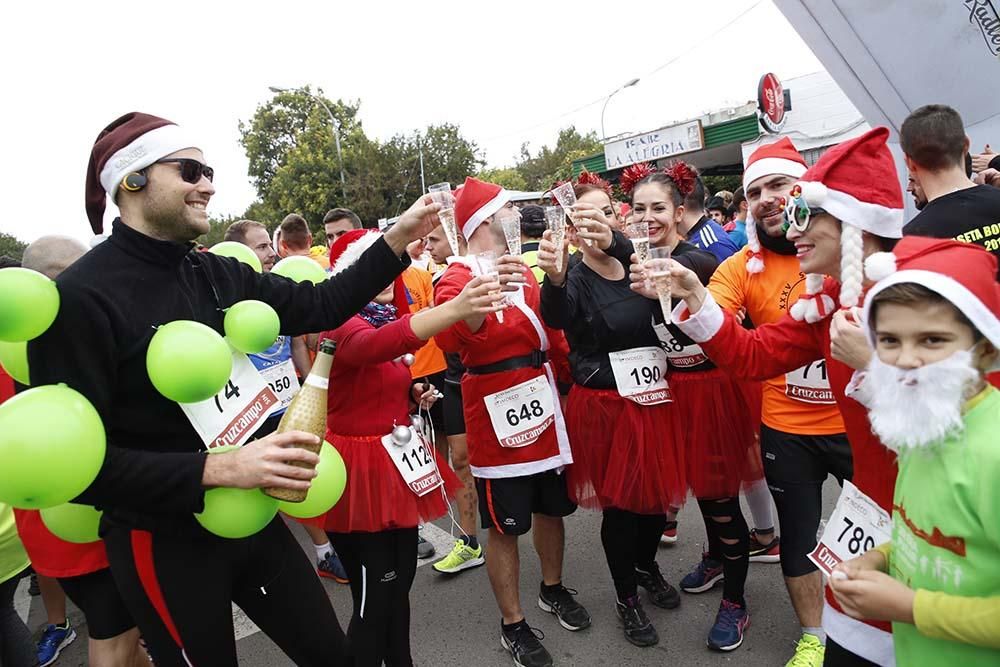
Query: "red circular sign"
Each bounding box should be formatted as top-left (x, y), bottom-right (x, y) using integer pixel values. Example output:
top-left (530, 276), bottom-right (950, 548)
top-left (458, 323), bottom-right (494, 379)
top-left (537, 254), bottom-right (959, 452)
top-left (758, 73), bottom-right (786, 133)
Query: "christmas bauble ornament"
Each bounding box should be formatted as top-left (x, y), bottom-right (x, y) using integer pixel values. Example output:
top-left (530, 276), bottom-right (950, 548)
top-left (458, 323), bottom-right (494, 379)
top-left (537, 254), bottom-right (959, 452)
top-left (390, 424), bottom-right (411, 447)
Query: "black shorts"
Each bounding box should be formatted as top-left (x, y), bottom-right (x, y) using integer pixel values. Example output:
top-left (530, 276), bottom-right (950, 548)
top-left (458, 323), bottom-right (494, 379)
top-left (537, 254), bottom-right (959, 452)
top-left (415, 371), bottom-right (447, 433)
top-left (442, 382), bottom-right (466, 437)
top-left (476, 470), bottom-right (576, 536)
top-left (760, 424), bottom-right (852, 577)
top-left (58, 567), bottom-right (136, 640)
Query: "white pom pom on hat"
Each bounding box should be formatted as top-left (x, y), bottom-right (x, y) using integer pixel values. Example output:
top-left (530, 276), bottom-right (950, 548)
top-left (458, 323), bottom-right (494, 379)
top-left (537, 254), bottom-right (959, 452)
top-left (863, 252), bottom-right (898, 283)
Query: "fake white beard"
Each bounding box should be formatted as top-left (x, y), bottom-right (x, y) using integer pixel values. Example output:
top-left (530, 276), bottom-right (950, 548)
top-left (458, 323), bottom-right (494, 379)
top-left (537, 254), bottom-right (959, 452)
top-left (866, 350), bottom-right (981, 453)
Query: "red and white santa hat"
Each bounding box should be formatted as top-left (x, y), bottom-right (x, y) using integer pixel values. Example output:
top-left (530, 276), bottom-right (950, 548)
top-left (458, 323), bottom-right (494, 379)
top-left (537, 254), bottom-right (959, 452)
top-left (862, 237), bottom-right (1000, 356)
top-left (86, 112), bottom-right (198, 234)
top-left (455, 176), bottom-right (510, 241)
top-left (329, 229), bottom-right (409, 314)
top-left (741, 137), bottom-right (808, 273)
top-left (787, 127), bottom-right (905, 323)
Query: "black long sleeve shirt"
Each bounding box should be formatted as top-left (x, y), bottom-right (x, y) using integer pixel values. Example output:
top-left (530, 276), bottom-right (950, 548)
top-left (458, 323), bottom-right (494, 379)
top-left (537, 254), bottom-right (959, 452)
top-left (27, 219), bottom-right (408, 531)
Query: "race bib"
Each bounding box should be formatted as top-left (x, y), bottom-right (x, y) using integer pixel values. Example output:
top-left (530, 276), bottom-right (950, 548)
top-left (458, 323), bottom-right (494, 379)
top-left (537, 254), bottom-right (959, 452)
top-left (258, 359), bottom-right (300, 410)
top-left (608, 347), bottom-right (671, 405)
top-left (380, 427), bottom-right (444, 497)
top-left (180, 350), bottom-right (281, 450)
top-left (653, 322), bottom-right (708, 368)
top-left (484, 375), bottom-right (556, 448)
top-left (808, 481), bottom-right (892, 576)
top-left (785, 359), bottom-right (835, 404)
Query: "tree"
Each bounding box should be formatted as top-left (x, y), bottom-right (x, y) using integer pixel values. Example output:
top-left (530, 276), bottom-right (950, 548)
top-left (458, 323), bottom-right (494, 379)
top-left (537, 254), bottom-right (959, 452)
top-left (515, 127), bottom-right (603, 190)
top-left (0, 232), bottom-right (28, 262)
top-left (196, 214), bottom-right (242, 248)
top-left (477, 167), bottom-right (528, 191)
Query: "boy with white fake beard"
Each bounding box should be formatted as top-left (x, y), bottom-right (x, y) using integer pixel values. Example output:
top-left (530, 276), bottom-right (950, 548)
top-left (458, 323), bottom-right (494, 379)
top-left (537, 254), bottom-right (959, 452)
top-left (830, 236), bottom-right (1000, 666)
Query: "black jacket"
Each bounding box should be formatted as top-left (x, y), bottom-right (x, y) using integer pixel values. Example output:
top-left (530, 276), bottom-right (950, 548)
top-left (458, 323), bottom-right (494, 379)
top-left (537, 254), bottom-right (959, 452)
top-left (28, 219), bottom-right (408, 531)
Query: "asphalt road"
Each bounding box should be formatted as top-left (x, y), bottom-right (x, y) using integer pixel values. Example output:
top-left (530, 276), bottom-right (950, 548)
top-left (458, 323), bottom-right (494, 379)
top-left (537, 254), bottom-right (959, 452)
top-left (16, 479), bottom-right (840, 666)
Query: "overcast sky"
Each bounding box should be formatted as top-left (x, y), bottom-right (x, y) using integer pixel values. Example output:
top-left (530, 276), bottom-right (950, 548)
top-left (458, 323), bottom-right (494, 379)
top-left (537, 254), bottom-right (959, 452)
top-left (2, 0), bottom-right (822, 244)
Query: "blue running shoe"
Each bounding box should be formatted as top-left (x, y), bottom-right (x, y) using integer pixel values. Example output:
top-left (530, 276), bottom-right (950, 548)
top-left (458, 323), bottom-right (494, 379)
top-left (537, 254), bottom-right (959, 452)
top-left (707, 599), bottom-right (750, 651)
top-left (680, 552), bottom-right (724, 593)
top-left (37, 620), bottom-right (77, 667)
top-left (318, 550), bottom-right (349, 584)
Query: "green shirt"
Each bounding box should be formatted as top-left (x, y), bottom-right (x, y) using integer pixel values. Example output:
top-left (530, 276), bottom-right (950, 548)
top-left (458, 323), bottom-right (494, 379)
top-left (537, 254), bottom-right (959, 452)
top-left (0, 503), bottom-right (29, 584)
top-left (889, 386), bottom-right (1000, 665)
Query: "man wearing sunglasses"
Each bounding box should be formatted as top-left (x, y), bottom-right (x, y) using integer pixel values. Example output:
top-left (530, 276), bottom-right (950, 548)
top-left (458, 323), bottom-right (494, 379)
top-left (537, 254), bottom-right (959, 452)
top-left (26, 112), bottom-right (444, 667)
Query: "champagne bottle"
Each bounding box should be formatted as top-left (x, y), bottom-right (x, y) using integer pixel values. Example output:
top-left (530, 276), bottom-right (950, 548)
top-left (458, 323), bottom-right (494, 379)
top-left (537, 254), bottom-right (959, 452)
top-left (263, 339), bottom-right (336, 502)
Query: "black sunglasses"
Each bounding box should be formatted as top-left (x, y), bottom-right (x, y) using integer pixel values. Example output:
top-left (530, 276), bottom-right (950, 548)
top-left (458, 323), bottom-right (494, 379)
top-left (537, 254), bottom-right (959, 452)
top-left (155, 158), bottom-right (214, 184)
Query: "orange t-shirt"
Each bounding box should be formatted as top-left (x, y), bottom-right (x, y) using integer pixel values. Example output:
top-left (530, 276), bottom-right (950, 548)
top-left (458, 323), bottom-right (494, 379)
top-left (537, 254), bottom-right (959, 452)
top-left (709, 247), bottom-right (845, 435)
top-left (401, 267), bottom-right (447, 378)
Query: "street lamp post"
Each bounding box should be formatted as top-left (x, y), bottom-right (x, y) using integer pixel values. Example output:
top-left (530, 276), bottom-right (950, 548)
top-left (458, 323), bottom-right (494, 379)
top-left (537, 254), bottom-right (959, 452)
top-left (600, 77), bottom-right (640, 141)
top-left (269, 86), bottom-right (347, 201)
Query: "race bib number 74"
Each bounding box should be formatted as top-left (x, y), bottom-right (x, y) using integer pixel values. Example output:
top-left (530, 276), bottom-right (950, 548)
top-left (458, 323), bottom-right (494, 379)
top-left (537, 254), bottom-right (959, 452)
top-left (484, 375), bottom-right (556, 448)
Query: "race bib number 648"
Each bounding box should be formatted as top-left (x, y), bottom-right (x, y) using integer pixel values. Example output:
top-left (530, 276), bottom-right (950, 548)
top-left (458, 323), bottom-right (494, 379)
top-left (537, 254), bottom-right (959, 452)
top-left (484, 375), bottom-right (556, 448)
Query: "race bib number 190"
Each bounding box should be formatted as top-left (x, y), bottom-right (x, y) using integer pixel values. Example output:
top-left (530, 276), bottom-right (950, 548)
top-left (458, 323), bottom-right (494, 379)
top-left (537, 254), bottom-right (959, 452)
top-left (808, 481), bottom-right (892, 576)
top-left (608, 347), bottom-right (671, 405)
top-left (180, 350), bottom-right (280, 450)
top-left (484, 375), bottom-right (556, 448)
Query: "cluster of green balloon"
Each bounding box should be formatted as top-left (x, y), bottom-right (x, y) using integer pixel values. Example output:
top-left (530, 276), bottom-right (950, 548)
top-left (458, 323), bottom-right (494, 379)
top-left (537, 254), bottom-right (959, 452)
top-left (195, 446), bottom-right (278, 538)
top-left (0, 267), bottom-right (61, 384)
top-left (0, 384), bottom-right (106, 509)
top-left (40, 503), bottom-right (103, 543)
top-left (224, 300), bottom-right (280, 354)
top-left (209, 241), bottom-right (262, 273)
top-left (278, 441), bottom-right (347, 519)
top-left (146, 321), bottom-right (232, 403)
top-left (272, 256), bottom-right (327, 284)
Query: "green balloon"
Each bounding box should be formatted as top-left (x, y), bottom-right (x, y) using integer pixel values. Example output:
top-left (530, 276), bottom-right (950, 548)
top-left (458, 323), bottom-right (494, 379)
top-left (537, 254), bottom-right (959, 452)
top-left (196, 486), bottom-right (279, 539)
top-left (0, 384), bottom-right (106, 509)
top-left (146, 321), bottom-right (232, 403)
top-left (0, 268), bottom-right (59, 342)
top-left (224, 301), bottom-right (280, 354)
top-left (271, 256), bottom-right (327, 284)
top-left (278, 441), bottom-right (348, 519)
top-left (210, 241), bottom-right (262, 273)
top-left (0, 340), bottom-right (28, 385)
top-left (40, 503), bottom-right (103, 543)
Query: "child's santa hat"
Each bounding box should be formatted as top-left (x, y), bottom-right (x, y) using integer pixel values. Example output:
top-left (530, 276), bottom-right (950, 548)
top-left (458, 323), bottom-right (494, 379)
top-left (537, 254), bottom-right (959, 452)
top-left (786, 127), bottom-right (905, 323)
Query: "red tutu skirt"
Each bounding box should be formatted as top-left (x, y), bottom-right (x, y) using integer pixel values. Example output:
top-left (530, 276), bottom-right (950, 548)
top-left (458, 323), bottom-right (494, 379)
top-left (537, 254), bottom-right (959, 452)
top-left (564, 386), bottom-right (686, 514)
top-left (316, 432), bottom-right (460, 533)
top-left (670, 369), bottom-right (757, 499)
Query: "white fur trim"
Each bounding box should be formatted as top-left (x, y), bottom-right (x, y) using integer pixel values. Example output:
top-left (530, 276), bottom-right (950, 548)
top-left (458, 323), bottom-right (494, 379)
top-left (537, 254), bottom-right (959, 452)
top-left (462, 188), bottom-right (510, 240)
top-left (742, 157), bottom-right (807, 191)
top-left (798, 181), bottom-right (904, 239)
top-left (789, 273), bottom-right (836, 323)
top-left (673, 292), bottom-right (725, 343)
top-left (863, 252), bottom-right (897, 283)
top-left (331, 232), bottom-right (382, 275)
top-left (862, 269), bottom-right (1000, 361)
top-left (823, 602), bottom-right (896, 666)
top-left (99, 124), bottom-right (197, 202)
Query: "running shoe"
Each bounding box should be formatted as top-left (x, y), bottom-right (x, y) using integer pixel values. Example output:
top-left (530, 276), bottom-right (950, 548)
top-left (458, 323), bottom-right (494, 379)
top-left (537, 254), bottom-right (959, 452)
top-left (748, 529), bottom-right (781, 564)
top-left (417, 535), bottom-right (436, 559)
top-left (537, 583), bottom-right (591, 631)
top-left (680, 553), bottom-right (724, 593)
top-left (37, 621), bottom-right (77, 667)
top-left (28, 572), bottom-right (40, 596)
top-left (659, 521), bottom-right (678, 545)
top-left (500, 620), bottom-right (553, 667)
top-left (318, 551), bottom-right (349, 584)
top-left (634, 563), bottom-right (680, 609)
top-left (707, 599), bottom-right (750, 651)
top-left (615, 595), bottom-right (658, 647)
top-left (785, 633), bottom-right (826, 667)
top-left (432, 539), bottom-right (485, 574)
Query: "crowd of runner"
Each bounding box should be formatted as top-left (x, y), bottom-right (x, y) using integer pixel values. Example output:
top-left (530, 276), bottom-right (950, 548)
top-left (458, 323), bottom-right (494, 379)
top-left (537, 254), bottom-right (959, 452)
top-left (1, 103), bottom-right (999, 667)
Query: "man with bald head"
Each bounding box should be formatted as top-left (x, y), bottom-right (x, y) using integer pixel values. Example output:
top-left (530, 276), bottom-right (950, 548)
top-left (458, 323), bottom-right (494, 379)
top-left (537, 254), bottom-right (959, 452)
top-left (22, 236), bottom-right (88, 279)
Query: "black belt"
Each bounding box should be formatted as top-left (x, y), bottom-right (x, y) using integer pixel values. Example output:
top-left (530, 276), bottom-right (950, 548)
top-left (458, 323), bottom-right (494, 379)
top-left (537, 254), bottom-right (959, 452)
top-left (466, 350), bottom-right (548, 375)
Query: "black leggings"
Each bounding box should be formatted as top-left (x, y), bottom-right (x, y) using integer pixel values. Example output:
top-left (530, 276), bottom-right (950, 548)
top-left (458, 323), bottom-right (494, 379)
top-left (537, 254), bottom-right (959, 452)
top-left (600, 509), bottom-right (668, 599)
top-left (329, 527), bottom-right (418, 667)
top-left (0, 568), bottom-right (34, 667)
top-left (103, 517), bottom-right (347, 667)
top-left (697, 496), bottom-right (749, 604)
